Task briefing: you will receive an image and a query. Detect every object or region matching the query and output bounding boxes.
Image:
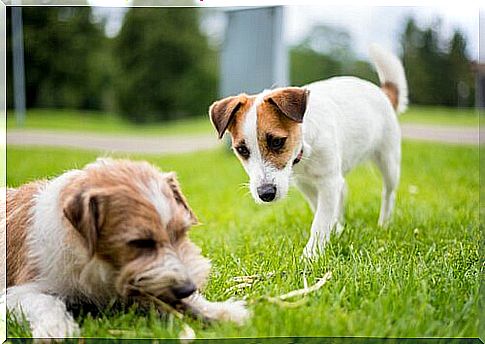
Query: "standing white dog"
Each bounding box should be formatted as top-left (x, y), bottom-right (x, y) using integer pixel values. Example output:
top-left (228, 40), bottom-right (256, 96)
top-left (209, 45), bottom-right (408, 258)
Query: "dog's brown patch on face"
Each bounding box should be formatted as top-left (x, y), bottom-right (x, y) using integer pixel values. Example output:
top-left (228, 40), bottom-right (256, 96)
top-left (60, 160), bottom-right (196, 270)
top-left (90, 186), bottom-right (167, 269)
top-left (164, 172), bottom-right (198, 231)
top-left (212, 88), bottom-right (306, 170)
top-left (6, 182), bottom-right (45, 286)
top-left (225, 96), bottom-right (255, 161)
top-left (256, 91), bottom-right (304, 170)
top-left (381, 81), bottom-right (399, 110)
top-left (210, 94), bottom-right (254, 139)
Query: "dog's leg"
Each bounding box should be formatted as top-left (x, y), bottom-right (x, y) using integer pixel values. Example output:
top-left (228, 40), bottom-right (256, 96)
top-left (7, 283), bottom-right (80, 338)
top-left (335, 180), bottom-right (347, 235)
top-left (182, 292), bottom-right (249, 325)
top-left (295, 179), bottom-right (318, 213)
top-left (374, 146), bottom-right (400, 227)
top-left (303, 176), bottom-right (344, 258)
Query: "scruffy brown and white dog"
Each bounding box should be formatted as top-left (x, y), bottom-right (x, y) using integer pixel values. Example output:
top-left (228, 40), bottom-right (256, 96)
top-left (1, 158), bottom-right (249, 338)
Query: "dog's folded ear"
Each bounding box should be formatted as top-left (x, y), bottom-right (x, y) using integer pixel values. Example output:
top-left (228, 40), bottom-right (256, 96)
top-left (265, 87), bottom-right (309, 123)
top-left (164, 172), bottom-right (198, 226)
top-left (209, 94), bottom-right (247, 139)
top-left (63, 188), bottom-right (108, 257)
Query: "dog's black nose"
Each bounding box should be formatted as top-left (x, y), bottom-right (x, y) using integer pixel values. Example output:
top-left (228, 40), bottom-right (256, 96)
top-left (171, 282), bottom-right (196, 299)
top-left (257, 184), bottom-right (277, 202)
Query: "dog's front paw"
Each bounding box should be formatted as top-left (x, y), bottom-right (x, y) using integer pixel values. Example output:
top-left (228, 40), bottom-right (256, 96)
top-left (183, 293), bottom-right (250, 326)
top-left (213, 299), bottom-right (250, 326)
top-left (302, 240), bottom-right (325, 260)
top-left (31, 315), bottom-right (80, 339)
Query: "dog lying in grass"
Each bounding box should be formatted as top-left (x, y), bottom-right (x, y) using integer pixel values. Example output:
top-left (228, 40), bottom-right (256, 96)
top-left (2, 158), bottom-right (249, 339)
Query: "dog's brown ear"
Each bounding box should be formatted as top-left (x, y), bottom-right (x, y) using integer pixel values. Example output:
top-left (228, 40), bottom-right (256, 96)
top-left (164, 172), bottom-right (198, 226)
top-left (209, 95), bottom-right (246, 139)
top-left (63, 189), bottom-right (107, 256)
top-left (265, 87), bottom-right (309, 123)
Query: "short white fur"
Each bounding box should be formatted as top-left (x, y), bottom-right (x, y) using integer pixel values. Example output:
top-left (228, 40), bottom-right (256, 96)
top-left (227, 45), bottom-right (408, 258)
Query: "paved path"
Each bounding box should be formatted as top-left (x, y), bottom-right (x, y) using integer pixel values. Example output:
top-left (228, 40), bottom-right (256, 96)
top-left (400, 124), bottom-right (478, 145)
top-left (7, 124), bottom-right (479, 154)
top-left (7, 130), bottom-right (219, 154)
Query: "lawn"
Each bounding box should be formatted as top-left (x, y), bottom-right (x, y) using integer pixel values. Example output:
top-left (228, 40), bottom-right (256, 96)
top-left (400, 106), bottom-right (478, 127)
top-left (6, 141), bottom-right (479, 339)
top-left (6, 109), bottom-right (213, 136)
top-left (6, 106), bottom-right (478, 138)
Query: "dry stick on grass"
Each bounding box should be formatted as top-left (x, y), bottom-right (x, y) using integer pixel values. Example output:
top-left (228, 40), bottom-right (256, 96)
top-left (225, 272), bottom-right (276, 295)
top-left (231, 272), bottom-right (276, 283)
top-left (262, 271), bottom-right (332, 308)
top-left (141, 292), bottom-right (185, 321)
top-left (129, 287), bottom-right (196, 342)
top-left (278, 271), bottom-right (332, 300)
top-left (224, 282), bottom-right (254, 294)
top-left (141, 292), bottom-right (196, 342)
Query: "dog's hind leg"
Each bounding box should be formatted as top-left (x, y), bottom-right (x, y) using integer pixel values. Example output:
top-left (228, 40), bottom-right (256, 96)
top-left (335, 180), bottom-right (347, 235)
top-left (373, 144), bottom-right (400, 227)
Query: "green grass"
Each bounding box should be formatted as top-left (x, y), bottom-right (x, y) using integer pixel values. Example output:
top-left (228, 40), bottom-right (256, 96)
top-left (6, 142), bottom-right (479, 339)
top-left (399, 106), bottom-right (478, 127)
top-left (6, 106), bottom-right (478, 139)
top-left (7, 108), bottom-right (213, 136)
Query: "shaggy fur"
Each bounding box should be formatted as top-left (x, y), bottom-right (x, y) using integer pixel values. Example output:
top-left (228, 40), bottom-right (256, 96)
top-left (2, 158), bottom-right (249, 338)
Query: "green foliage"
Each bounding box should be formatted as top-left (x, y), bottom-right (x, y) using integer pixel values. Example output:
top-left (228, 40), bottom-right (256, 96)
top-left (6, 142), bottom-right (479, 338)
top-left (401, 18), bottom-right (475, 107)
top-left (291, 20), bottom-right (475, 108)
top-left (7, 9), bottom-right (476, 123)
top-left (290, 25), bottom-right (378, 87)
top-left (7, 7), bottom-right (217, 122)
top-left (113, 8), bottom-right (217, 123)
top-left (6, 7), bottom-right (110, 110)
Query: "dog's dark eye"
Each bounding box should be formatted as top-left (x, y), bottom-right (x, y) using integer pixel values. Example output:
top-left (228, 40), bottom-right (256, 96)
top-left (235, 145), bottom-right (250, 159)
top-left (267, 135), bottom-right (286, 152)
top-left (128, 239), bottom-right (157, 250)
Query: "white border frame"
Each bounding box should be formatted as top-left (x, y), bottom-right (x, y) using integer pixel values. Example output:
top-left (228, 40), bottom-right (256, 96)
top-left (0, 2), bottom-right (481, 343)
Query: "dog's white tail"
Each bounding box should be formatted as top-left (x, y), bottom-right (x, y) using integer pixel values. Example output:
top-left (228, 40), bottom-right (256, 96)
top-left (369, 44), bottom-right (408, 114)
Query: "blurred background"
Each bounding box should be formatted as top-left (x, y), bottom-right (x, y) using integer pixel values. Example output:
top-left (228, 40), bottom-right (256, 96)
top-left (6, 5), bottom-right (481, 125)
top-left (3, 5), bottom-right (482, 340)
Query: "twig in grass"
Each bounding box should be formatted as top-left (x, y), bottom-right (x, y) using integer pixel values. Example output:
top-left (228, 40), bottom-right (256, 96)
top-left (224, 272), bottom-right (276, 296)
top-left (278, 271), bottom-right (332, 300)
top-left (224, 282), bottom-right (254, 294)
top-left (128, 286), bottom-right (195, 343)
top-left (231, 272), bottom-right (275, 283)
top-left (140, 291), bottom-right (185, 321)
top-left (262, 296), bottom-right (310, 308)
top-left (255, 271), bottom-right (332, 308)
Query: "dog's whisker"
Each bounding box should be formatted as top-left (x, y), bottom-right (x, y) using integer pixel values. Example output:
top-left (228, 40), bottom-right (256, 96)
top-left (238, 184), bottom-right (250, 191)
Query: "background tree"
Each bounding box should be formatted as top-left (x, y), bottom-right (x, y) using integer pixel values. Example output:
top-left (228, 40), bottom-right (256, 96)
top-left (401, 17), bottom-right (475, 107)
top-left (7, 7), bottom-right (110, 110)
top-left (290, 25), bottom-right (377, 87)
top-left (446, 30), bottom-right (474, 107)
top-left (7, 9), bottom-right (476, 122)
top-left (113, 7), bottom-right (217, 123)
